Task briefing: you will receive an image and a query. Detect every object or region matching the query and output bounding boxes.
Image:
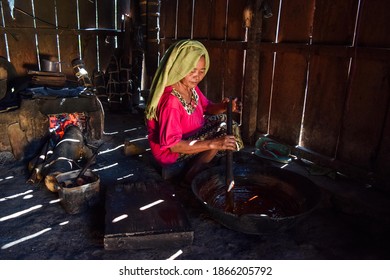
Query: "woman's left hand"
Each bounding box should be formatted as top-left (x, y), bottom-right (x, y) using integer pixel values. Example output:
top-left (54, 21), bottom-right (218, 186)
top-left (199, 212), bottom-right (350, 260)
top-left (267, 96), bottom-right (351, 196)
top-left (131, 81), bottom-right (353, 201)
top-left (222, 97), bottom-right (242, 113)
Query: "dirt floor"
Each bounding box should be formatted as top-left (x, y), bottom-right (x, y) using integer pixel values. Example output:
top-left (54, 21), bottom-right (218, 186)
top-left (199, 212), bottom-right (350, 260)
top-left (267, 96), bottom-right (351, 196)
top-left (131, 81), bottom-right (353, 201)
top-left (1, 109), bottom-right (390, 260)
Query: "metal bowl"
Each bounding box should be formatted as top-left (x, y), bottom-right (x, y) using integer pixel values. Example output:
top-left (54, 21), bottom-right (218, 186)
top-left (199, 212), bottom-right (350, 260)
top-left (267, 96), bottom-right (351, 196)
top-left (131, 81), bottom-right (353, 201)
top-left (191, 164), bottom-right (322, 235)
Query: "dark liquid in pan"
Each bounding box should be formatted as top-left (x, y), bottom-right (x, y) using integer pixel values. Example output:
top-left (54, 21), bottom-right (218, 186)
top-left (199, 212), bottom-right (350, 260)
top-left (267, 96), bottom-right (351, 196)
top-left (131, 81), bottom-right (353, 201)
top-left (200, 176), bottom-right (304, 218)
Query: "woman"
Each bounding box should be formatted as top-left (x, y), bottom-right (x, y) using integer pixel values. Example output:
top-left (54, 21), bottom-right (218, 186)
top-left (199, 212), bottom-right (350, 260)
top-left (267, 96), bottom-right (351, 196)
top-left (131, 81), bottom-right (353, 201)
top-left (145, 40), bottom-right (243, 183)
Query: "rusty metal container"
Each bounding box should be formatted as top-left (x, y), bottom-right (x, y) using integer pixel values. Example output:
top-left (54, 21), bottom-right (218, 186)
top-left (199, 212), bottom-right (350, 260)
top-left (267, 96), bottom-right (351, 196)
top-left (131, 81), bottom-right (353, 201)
top-left (55, 169), bottom-right (100, 214)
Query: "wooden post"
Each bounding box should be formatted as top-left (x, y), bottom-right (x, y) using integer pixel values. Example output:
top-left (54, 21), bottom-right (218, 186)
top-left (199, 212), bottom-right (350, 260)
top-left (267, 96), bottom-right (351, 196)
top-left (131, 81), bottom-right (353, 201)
top-left (242, 0), bottom-right (264, 144)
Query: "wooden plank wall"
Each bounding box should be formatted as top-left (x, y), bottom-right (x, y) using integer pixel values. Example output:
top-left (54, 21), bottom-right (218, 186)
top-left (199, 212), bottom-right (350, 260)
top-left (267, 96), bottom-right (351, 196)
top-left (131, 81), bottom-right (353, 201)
top-left (159, 0), bottom-right (246, 104)
top-left (0, 0), bottom-right (129, 77)
top-left (260, 0), bottom-right (390, 181)
top-left (1, 1), bottom-right (387, 182)
top-left (337, 0), bottom-right (390, 176)
top-left (156, 0), bottom-right (390, 182)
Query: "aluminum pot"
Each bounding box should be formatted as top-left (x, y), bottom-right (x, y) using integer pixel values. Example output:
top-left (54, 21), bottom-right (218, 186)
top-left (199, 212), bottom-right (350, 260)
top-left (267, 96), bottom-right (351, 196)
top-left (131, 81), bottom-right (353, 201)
top-left (191, 164), bottom-right (322, 235)
top-left (41, 59), bottom-right (60, 72)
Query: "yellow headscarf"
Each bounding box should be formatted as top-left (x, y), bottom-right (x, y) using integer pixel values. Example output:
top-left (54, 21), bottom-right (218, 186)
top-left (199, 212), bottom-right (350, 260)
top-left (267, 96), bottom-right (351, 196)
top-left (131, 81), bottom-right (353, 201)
top-left (145, 40), bottom-right (210, 120)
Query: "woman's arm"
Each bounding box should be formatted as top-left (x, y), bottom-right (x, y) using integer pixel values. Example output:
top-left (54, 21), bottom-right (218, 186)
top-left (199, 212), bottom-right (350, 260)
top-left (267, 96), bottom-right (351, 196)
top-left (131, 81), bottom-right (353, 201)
top-left (206, 102), bottom-right (227, 115)
top-left (206, 97), bottom-right (241, 115)
top-left (169, 135), bottom-right (238, 154)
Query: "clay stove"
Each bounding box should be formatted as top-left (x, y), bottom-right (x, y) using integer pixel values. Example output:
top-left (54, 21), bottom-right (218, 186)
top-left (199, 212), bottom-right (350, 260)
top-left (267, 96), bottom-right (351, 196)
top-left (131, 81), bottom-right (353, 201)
top-left (0, 87), bottom-right (104, 161)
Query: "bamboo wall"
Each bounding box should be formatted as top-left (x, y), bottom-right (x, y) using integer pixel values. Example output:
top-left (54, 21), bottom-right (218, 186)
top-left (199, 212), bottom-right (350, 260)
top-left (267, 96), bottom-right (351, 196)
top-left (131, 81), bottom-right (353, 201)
top-left (153, 0), bottom-right (390, 183)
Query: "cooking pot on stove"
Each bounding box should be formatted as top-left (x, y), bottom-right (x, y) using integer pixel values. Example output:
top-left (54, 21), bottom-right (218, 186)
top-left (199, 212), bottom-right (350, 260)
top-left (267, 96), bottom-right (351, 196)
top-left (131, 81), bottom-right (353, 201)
top-left (41, 58), bottom-right (63, 72)
top-left (191, 164), bottom-right (322, 235)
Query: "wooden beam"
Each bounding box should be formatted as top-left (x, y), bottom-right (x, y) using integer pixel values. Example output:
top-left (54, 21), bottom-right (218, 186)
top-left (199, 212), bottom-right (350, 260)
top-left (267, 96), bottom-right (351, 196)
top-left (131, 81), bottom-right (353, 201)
top-left (241, 0), bottom-right (264, 144)
top-left (160, 38), bottom-right (245, 50)
top-left (255, 42), bottom-right (390, 60)
top-left (161, 38), bottom-right (390, 60)
top-left (1, 26), bottom-right (122, 36)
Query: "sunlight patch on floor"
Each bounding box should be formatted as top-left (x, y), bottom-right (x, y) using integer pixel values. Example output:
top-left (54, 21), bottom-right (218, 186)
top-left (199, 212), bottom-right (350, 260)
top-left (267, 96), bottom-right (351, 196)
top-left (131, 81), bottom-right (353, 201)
top-left (98, 144), bottom-right (124, 155)
top-left (92, 162), bottom-right (119, 172)
top-left (1, 227), bottom-right (52, 249)
top-left (139, 199), bottom-right (164, 211)
top-left (0, 175), bottom-right (15, 182)
top-left (112, 214), bottom-right (128, 223)
top-left (167, 249), bottom-right (183, 260)
top-left (116, 173), bottom-right (134, 181)
top-left (0, 190), bottom-right (33, 202)
top-left (0, 204), bottom-right (43, 222)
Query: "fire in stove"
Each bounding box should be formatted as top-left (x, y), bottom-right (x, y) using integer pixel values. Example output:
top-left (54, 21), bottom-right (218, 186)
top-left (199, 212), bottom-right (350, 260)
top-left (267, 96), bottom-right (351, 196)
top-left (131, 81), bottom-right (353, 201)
top-left (28, 112), bottom-right (96, 192)
top-left (48, 112), bottom-right (87, 140)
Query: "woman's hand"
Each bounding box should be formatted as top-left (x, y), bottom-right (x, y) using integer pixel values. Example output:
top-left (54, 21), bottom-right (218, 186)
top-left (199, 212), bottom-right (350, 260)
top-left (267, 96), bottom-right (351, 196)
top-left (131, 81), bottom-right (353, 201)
top-left (207, 97), bottom-right (243, 115)
top-left (222, 97), bottom-right (242, 113)
top-left (209, 135), bottom-right (238, 151)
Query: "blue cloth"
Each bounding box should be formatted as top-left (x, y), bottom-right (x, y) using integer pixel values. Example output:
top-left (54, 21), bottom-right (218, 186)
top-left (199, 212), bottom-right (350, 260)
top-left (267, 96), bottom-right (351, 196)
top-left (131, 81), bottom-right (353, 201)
top-left (24, 86), bottom-right (88, 98)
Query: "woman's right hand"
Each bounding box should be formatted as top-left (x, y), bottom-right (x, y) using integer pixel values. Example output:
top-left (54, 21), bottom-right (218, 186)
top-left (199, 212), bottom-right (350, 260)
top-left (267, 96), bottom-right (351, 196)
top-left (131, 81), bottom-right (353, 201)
top-left (210, 135), bottom-right (238, 151)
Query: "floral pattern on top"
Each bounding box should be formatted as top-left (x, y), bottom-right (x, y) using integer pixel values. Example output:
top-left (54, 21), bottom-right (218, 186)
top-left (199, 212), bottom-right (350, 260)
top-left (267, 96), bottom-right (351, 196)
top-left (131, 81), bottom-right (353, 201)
top-left (171, 88), bottom-right (199, 115)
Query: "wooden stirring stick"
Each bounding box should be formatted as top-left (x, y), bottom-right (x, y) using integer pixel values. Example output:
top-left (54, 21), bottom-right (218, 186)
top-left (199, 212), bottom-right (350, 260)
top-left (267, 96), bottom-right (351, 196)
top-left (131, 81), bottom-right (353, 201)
top-left (225, 97), bottom-right (235, 212)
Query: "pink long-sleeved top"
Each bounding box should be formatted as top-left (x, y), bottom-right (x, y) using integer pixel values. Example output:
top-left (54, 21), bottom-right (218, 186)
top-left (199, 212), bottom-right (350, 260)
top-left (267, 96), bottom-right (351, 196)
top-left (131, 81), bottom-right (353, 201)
top-left (147, 86), bottom-right (210, 166)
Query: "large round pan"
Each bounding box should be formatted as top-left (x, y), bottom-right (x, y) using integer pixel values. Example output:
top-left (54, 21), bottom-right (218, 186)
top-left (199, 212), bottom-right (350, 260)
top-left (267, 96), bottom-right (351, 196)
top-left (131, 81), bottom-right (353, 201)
top-left (191, 164), bottom-right (322, 235)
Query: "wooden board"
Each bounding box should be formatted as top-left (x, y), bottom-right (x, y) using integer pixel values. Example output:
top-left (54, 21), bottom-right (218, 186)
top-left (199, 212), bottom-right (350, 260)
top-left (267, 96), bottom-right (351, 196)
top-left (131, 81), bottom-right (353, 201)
top-left (261, 0), bottom-right (280, 43)
top-left (104, 180), bottom-right (193, 250)
top-left (4, 0), bottom-right (37, 75)
top-left (35, 0), bottom-right (57, 67)
top-left (277, 0), bottom-right (315, 43)
top-left (209, 0), bottom-right (228, 40)
top-left (159, 0), bottom-right (177, 39)
top-left (242, 46), bottom-right (260, 143)
top-left (176, 0), bottom-right (192, 39)
top-left (203, 45), bottom-right (223, 102)
top-left (375, 107), bottom-right (390, 181)
top-left (268, 52), bottom-right (308, 146)
top-left (337, 58), bottom-right (390, 169)
top-left (256, 51), bottom-right (274, 134)
top-left (312, 0), bottom-right (358, 44)
top-left (56, 0), bottom-right (80, 77)
top-left (223, 48), bottom-right (244, 100)
top-left (226, 0), bottom-right (246, 41)
top-left (193, 0), bottom-right (212, 39)
top-left (301, 55), bottom-right (350, 157)
top-left (358, 0), bottom-right (390, 48)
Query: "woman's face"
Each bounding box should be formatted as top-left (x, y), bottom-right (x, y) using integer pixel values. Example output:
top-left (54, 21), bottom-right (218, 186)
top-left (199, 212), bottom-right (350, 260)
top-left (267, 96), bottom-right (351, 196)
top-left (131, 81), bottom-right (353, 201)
top-left (181, 56), bottom-right (206, 89)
